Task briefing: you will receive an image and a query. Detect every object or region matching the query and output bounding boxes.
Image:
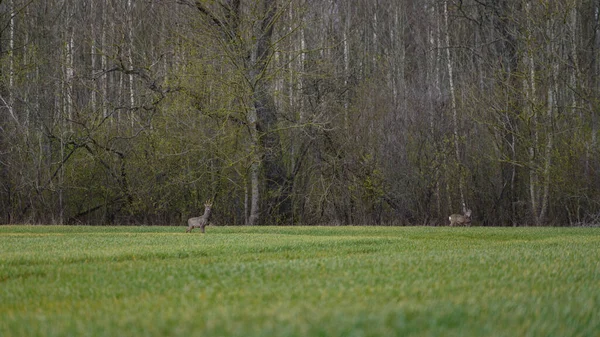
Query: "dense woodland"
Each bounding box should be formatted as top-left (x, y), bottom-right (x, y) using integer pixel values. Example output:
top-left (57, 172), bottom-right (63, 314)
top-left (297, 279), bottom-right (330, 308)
top-left (0, 0), bottom-right (599, 226)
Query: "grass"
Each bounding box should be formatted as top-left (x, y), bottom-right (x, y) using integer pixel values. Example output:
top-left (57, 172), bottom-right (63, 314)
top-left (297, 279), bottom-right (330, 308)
top-left (0, 225), bottom-right (599, 337)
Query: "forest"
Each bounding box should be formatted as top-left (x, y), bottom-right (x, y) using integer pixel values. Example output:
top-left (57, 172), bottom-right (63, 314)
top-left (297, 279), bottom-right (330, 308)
top-left (0, 0), bottom-right (599, 226)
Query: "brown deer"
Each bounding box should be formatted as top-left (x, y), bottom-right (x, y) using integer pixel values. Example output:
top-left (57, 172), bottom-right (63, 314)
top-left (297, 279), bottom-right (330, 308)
top-left (449, 209), bottom-right (472, 226)
top-left (186, 200), bottom-right (213, 233)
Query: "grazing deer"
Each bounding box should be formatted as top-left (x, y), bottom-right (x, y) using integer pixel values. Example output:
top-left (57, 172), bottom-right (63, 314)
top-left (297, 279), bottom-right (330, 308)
top-left (186, 200), bottom-right (213, 233)
top-left (449, 209), bottom-right (472, 226)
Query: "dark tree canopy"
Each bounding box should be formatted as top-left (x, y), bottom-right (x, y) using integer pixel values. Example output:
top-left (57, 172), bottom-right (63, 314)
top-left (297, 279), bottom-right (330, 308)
top-left (0, 0), bottom-right (598, 226)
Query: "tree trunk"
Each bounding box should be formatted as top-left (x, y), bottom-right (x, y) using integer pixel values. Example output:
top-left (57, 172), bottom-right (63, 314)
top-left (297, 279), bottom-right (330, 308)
top-left (539, 10), bottom-right (559, 225)
top-left (90, 0), bottom-right (97, 112)
top-left (101, 0), bottom-right (108, 119)
top-left (248, 158), bottom-right (260, 226)
top-left (250, 0), bottom-right (289, 225)
top-left (523, 2), bottom-right (541, 225)
top-left (9, 0), bottom-right (14, 110)
top-left (443, 0), bottom-right (466, 213)
top-left (127, 0), bottom-right (135, 127)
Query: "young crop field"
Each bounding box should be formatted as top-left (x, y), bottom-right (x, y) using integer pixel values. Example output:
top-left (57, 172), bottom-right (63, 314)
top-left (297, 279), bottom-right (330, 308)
top-left (1, 225), bottom-right (599, 337)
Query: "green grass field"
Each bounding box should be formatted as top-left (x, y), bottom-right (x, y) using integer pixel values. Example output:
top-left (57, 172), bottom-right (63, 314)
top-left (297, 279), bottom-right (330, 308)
top-left (1, 226), bottom-right (599, 337)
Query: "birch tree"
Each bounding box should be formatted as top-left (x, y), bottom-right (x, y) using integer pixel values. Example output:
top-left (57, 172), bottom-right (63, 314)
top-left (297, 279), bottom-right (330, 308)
top-left (443, 0), bottom-right (466, 214)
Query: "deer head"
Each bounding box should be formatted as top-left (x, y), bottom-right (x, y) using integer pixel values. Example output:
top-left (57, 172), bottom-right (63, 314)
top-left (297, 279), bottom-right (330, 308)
top-left (202, 200), bottom-right (213, 215)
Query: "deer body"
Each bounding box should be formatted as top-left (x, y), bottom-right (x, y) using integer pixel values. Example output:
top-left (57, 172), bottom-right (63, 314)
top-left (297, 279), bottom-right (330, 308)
top-left (186, 201), bottom-right (212, 233)
top-left (449, 209), bottom-right (472, 226)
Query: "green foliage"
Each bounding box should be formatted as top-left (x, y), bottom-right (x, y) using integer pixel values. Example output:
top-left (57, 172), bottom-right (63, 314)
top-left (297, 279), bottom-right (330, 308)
top-left (4, 1), bottom-right (600, 226)
top-left (1, 226), bottom-right (598, 336)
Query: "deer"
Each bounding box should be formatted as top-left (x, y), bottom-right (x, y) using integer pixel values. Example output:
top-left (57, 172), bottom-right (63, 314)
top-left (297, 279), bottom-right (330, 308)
top-left (186, 200), bottom-right (213, 233)
top-left (449, 209), bottom-right (472, 226)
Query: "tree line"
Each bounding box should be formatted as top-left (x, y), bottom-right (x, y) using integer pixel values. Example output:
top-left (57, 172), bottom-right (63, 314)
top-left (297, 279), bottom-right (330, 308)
top-left (0, 0), bottom-right (599, 226)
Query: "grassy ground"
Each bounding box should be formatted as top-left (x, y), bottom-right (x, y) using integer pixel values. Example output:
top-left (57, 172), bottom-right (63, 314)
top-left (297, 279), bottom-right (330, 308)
top-left (1, 225), bottom-right (599, 337)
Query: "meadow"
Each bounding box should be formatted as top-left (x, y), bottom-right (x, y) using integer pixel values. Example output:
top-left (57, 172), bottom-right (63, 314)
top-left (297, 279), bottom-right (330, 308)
top-left (1, 225), bottom-right (599, 337)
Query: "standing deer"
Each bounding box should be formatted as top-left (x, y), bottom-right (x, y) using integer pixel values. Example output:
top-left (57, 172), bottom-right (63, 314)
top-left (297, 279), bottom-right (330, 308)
top-left (449, 209), bottom-right (472, 226)
top-left (186, 200), bottom-right (213, 233)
